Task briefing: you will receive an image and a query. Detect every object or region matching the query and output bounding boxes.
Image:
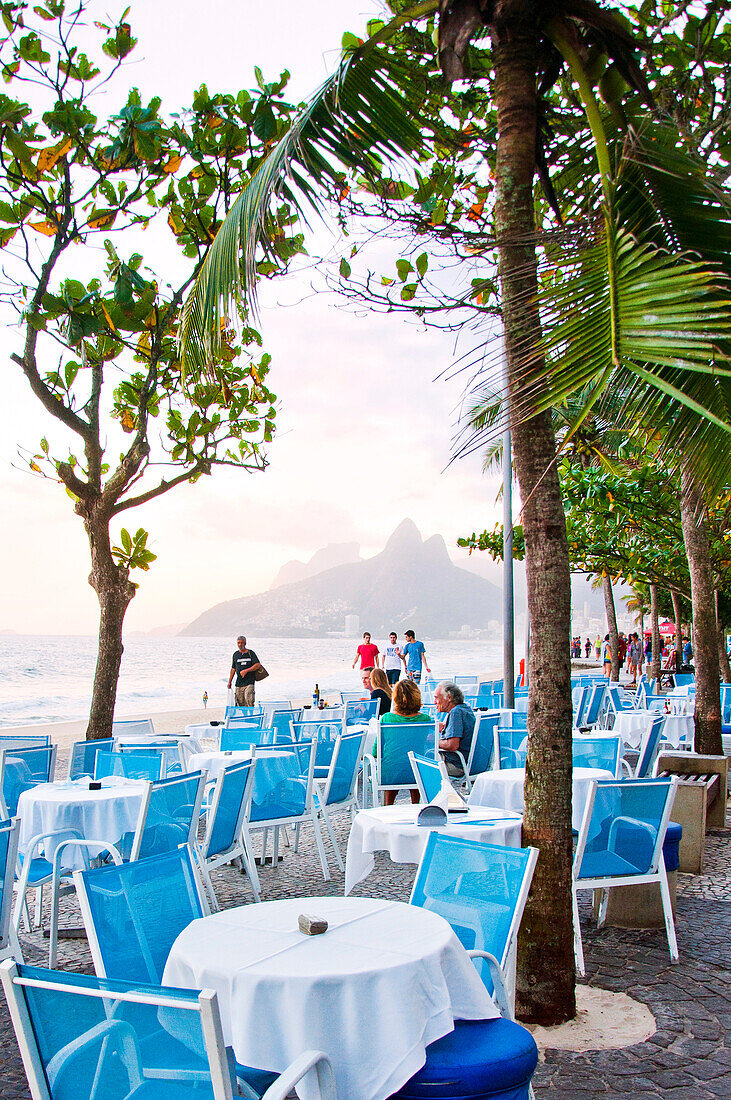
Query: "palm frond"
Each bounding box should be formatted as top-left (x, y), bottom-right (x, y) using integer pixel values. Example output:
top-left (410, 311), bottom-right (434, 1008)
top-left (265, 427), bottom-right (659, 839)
top-left (180, 38), bottom-right (428, 373)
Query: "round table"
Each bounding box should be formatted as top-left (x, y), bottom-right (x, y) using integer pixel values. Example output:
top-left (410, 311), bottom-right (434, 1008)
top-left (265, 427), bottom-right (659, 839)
top-left (613, 710), bottom-right (693, 749)
top-left (344, 804), bottom-right (523, 895)
top-left (187, 749), bottom-right (252, 781)
top-left (162, 896), bottom-right (497, 1100)
top-left (17, 778), bottom-right (146, 869)
top-left (188, 749), bottom-right (298, 802)
top-left (468, 767), bottom-right (614, 831)
top-left (660, 713), bottom-right (694, 748)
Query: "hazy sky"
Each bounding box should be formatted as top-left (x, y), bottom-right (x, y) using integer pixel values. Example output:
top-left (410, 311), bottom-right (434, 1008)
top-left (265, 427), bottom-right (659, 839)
top-left (0, 1), bottom-right (505, 635)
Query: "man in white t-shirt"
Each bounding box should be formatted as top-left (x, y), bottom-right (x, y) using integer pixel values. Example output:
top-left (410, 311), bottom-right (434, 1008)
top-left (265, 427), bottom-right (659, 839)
top-left (382, 631), bottom-right (404, 686)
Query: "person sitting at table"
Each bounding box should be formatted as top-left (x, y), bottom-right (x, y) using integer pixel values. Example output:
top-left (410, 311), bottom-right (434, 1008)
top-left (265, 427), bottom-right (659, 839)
top-left (435, 681), bottom-right (476, 777)
top-left (369, 668), bottom-right (392, 716)
top-left (380, 679), bottom-right (431, 806)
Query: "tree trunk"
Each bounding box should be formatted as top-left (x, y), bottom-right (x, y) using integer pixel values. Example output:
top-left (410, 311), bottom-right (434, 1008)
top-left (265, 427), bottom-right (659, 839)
top-left (670, 590), bottom-right (684, 671)
top-left (492, 3), bottom-right (576, 1025)
top-left (650, 583), bottom-right (662, 683)
top-left (680, 468), bottom-right (722, 754)
top-left (82, 505), bottom-right (136, 740)
top-left (602, 573), bottom-right (620, 681)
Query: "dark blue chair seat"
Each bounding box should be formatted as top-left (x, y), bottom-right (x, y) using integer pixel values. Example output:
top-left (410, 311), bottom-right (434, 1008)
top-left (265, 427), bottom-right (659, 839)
top-left (390, 1017), bottom-right (538, 1099)
top-left (663, 822), bottom-right (682, 873)
top-left (234, 1062), bottom-right (279, 1094)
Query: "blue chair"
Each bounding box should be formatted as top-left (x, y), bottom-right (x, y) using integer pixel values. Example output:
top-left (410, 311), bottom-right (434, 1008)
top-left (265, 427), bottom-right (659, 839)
top-left (94, 751), bottom-right (165, 782)
top-left (0, 959), bottom-right (337, 1100)
top-left (313, 730), bottom-right (368, 871)
top-left (573, 686), bottom-right (589, 728)
top-left (673, 674), bottom-right (694, 689)
top-left (572, 777), bottom-right (679, 975)
top-left (292, 721), bottom-right (342, 774)
top-left (571, 736), bottom-right (622, 777)
top-left (244, 741), bottom-right (330, 881)
top-left (362, 721), bottom-right (436, 807)
top-left (111, 718), bottom-right (155, 738)
top-left (410, 833), bottom-right (539, 1017)
top-left (408, 751), bottom-right (445, 803)
top-left (197, 760), bottom-right (259, 906)
top-left (582, 682), bottom-right (607, 728)
top-left (339, 690), bottom-right (369, 704)
top-left (269, 709), bottom-right (302, 742)
top-left (496, 728), bottom-right (527, 770)
top-left (344, 699), bottom-right (379, 726)
top-left (219, 727), bottom-right (269, 751)
top-left (444, 713), bottom-right (498, 791)
top-left (0, 745), bottom-right (57, 817)
top-left (454, 675), bottom-right (478, 690)
top-left (74, 847), bottom-right (209, 984)
top-left (122, 771), bottom-right (207, 863)
top-left (68, 738), bottom-right (114, 779)
top-left (0, 818), bottom-right (21, 963)
top-left (118, 741), bottom-right (184, 775)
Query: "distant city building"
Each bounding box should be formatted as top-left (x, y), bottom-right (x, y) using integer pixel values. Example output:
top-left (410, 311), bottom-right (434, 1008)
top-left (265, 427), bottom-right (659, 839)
top-left (344, 614), bottom-right (360, 637)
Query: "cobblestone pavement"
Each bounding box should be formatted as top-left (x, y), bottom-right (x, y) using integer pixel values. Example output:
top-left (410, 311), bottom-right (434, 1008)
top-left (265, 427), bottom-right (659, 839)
top-left (1, 803), bottom-right (728, 1099)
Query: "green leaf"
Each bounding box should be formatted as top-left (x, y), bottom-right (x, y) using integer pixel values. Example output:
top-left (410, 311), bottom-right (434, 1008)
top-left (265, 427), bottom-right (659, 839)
top-left (415, 252), bottom-right (428, 278)
top-left (339, 257), bottom-right (351, 279)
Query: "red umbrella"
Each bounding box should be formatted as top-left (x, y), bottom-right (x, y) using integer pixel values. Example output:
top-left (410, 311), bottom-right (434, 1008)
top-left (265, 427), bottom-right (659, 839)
top-left (658, 621), bottom-right (676, 636)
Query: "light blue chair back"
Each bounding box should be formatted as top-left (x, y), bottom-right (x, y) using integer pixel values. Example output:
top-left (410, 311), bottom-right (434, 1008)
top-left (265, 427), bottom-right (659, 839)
top-left (225, 705), bottom-right (263, 718)
top-left (202, 759), bottom-right (255, 860)
top-left (94, 751), bottom-right (164, 782)
top-left (111, 719), bottom-right (154, 738)
top-left (468, 713), bottom-right (498, 777)
top-left (269, 710), bottom-right (301, 742)
top-left (647, 696), bottom-right (669, 712)
top-left (576, 778), bottom-right (675, 881)
top-left (673, 674), bottom-right (694, 688)
top-left (292, 721), bottom-right (341, 769)
top-left (0, 961), bottom-right (235, 1100)
top-left (0, 745), bottom-right (56, 817)
top-left (0, 817), bottom-right (20, 959)
top-left (129, 772), bottom-right (206, 862)
top-left (583, 682), bottom-right (607, 726)
top-left (377, 721), bottom-right (436, 787)
top-left (338, 691), bottom-right (369, 704)
top-left (496, 728), bottom-right (527, 770)
top-left (636, 716), bottom-right (665, 778)
top-left (74, 847), bottom-right (207, 983)
top-left (119, 741), bottom-right (182, 775)
top-left (500, 710), bottom-right (528, 731)
top-left (249, 743), bottom-right (315, 825)
top-left (219, 727), bottom-right (269, 751)
top-left (571, 736), bottom-right (621, 776)
top-left (223, 714), bottom-right (266, 730)
top-left (410, 833), bottom-right (537, 995)
top-left (68, 739), bottom-right (114, 780)
top-left (344, 699), bottom-right (380, 726)
top-left (0, 734), bottom-right (50, 750)
top-left (454, 676), bottom-right (478, 689)
top-left (320, 731), bottom-right (367, 805)
top-left (409, 752), bottom-right (444, 803)
top-left (573, 686), bottom-right (589, 728)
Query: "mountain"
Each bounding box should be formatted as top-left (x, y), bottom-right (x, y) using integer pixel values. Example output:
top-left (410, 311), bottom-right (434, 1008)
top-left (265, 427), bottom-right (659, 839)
top-left (270, 542), bottom-right (362, 588)
top-left (181, 519), bottom-right (503, 637)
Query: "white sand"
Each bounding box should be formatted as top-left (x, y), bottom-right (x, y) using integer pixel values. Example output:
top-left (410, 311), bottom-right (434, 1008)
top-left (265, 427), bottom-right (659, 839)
top-left (528, 985), bottom-right (656, 1054)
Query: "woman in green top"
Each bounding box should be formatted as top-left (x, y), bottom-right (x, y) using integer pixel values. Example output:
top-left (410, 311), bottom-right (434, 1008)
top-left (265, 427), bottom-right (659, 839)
top-left (380, 679), bottom-right (432, 806)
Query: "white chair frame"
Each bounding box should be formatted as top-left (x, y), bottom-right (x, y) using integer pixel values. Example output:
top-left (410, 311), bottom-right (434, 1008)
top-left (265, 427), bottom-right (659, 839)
top-left (197, 761), bottom-right (260, 908)
top-left (0, 817), bottom-right (21, 963)
top-left (312, 729), bottom-right (368, 873)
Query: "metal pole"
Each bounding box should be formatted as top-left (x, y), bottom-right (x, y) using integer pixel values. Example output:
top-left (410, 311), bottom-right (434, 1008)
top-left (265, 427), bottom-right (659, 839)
top-left (503, 428), bottom-right (514, 708)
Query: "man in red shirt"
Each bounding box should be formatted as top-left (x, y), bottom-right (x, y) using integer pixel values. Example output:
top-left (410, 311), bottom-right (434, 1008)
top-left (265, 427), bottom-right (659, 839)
top-left (352, 631), bottom-right (379, 688)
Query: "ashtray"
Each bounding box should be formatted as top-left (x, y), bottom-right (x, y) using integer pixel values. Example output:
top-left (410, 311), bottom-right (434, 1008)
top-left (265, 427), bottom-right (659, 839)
top-left (89, 781), bottom-right (102, 791)
top-left (298, 913), bottom-right (328, 936)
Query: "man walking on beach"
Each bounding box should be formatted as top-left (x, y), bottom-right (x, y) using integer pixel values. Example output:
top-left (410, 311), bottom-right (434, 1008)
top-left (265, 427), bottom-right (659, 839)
top-left (382, 631), bottom-right (403, 686)
top-left (403, 629), bottom-right (430, 684)
top-left (352, 631), bottom-right (380, 688)
top-left (228, 635), bottom-right (263, 707)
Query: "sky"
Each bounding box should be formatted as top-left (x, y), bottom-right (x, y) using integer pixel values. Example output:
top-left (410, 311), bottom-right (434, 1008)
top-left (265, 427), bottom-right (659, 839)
top-left (0, 0), bottom-right (506, 636)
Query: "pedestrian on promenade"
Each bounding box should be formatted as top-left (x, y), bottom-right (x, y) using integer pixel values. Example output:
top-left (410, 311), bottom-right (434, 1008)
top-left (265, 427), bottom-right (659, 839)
top-left (600, 634), bottom-right (612, 678)
top-left (382, 631), bottom-right (404, 685)
top-left (403, 629), bottom-right (431, 684)
top-left (353, 631), bottom-right (379, 688)
top-left (227, 635), bottom-right (263, 707)
top-left (585, 637), bottom-right (591, 658)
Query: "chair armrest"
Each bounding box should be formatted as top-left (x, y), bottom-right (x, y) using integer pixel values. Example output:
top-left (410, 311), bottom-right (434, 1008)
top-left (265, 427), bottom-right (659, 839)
top-left (260, 1050), bottom-right (336, 1100)
top-left (621, 759), bottom-right (631, 778)
top-left (467, 949), bottom-right (513, 1021)
top-left (21, 829), bottom-right (84, 860)
top-left (51, 838), bottom-right (123, 874)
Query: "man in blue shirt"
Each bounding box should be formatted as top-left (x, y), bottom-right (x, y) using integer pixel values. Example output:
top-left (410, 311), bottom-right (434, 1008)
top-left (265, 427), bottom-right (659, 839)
top-left (403, 629), bottom-right (430, 684)
top-left (435, 681), bottom-right (476, 777)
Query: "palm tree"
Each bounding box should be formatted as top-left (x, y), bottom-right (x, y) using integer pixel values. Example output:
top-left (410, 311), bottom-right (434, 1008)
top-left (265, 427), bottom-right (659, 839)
top-left (179, 2), bottom-right (731, 1021)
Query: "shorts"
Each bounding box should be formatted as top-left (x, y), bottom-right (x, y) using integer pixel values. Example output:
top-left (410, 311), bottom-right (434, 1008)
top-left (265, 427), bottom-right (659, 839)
top-left (235, 684), bottom-right (255, 707)
top-left (406, 669), bottom-right (422, 683)
top-left (385, 668), bottom-right (401, 685)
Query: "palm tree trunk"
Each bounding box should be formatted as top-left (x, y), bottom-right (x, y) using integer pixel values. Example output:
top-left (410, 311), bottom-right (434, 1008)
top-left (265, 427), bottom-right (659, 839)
top-left (670, 590), bottom-right (684, 671)
top-left (680, 468), bottom-right (722, 755)
top-left (602, 573), bottom-right (620, 681)
top-left (650, 583), bottom-right (662, 683)
top-left (718, 617), bottom-right (731, 683)
top-left (492, 2), bottom-right (575, 1026)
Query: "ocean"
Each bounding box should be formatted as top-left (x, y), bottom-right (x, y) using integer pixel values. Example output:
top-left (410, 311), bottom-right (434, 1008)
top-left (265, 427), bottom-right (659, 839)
top-left (0, 634), bottom-right (503, 727)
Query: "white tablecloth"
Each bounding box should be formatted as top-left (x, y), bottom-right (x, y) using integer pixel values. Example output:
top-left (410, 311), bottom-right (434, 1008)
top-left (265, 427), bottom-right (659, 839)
top-left (187, 749), bottom-right (252, 781)
top-left (163, 896), bottom-right (497, 1100)
top-left (185, 722), bottom-right (224, 744)
top-left (344, 804), bottom-right (523, 895)
top-left (300, 706), bottom-right (344, 723)
top-left (17, 778), bottom-right (146, 869)
top-left (188, 749), bottom-right (298, 803)
top-left (468, 767), bottom-right (613, 831)
top-left (613, 710), bottom-right (693, 749)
